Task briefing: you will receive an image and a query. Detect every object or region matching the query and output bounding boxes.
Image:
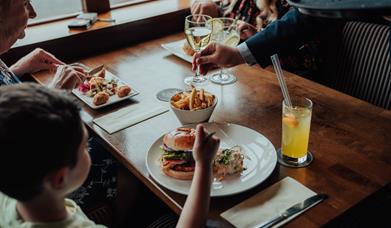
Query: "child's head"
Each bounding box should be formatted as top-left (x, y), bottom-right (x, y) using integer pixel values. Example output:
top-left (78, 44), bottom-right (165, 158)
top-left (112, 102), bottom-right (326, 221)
top-left (0, 83), bottom-right (90, 202)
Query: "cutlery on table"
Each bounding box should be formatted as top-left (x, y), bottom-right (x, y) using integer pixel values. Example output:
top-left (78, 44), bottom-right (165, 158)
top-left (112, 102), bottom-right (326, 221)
top-left (87, 64), bottom-right (104, 77)
top-left (255, 193), bottom-right (328, 228)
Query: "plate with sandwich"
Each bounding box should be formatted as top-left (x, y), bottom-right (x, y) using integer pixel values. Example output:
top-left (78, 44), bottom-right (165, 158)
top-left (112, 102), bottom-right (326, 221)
top-left (146, 122), bottom-right (277, 196)
top-left (161, 39), bottom-right (193, 63)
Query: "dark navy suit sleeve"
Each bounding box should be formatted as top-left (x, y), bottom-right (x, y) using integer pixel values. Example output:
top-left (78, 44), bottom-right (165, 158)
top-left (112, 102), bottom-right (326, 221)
top-left (245, 8), bottom-right (334, 67)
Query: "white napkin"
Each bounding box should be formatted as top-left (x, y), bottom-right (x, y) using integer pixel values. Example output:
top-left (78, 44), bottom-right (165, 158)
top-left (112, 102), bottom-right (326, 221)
top-left (93, 102), bottom-right (168, 134)
top-left (221, 177), bottom-right (316, 228)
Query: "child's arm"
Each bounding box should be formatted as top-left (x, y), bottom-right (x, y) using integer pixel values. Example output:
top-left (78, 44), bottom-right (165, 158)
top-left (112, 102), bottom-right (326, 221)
top-left (176, 125), bottom-right (220, 228)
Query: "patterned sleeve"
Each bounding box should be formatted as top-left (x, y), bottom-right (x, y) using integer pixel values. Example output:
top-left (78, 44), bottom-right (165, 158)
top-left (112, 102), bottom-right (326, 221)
top-left (0, 59), bottom-right (21, 85)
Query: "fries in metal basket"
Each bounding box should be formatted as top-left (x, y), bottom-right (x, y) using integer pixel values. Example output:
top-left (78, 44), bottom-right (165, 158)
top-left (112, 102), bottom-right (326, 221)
top-left (171, 89), bottom-right (215, 111)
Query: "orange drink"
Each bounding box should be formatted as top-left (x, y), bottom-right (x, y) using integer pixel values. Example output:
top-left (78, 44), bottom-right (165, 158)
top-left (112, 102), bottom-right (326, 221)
top-left (281, 97), bottom-right (312, 165)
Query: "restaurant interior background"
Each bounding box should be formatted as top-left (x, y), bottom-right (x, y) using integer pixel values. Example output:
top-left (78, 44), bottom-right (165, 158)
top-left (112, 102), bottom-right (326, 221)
top-left (0, 0), bottom-right (390, 227)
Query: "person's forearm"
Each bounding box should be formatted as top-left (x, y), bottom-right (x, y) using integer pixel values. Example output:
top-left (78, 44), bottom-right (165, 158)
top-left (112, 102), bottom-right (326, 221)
top-left (176, 164), bottom-right (213, 228)
top-left (9, 64), bottom-right (25, 77)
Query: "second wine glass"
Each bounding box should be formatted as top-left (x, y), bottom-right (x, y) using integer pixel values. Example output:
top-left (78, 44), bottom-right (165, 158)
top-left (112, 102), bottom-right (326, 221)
top-left (184, 14), bottom-right (212, 86)
top-left (209, 18), bottom-right (240, 85)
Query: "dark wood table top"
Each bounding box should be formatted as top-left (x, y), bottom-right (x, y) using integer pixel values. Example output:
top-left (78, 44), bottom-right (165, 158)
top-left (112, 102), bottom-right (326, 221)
top-left (33, 33), bottom-right (391, 227)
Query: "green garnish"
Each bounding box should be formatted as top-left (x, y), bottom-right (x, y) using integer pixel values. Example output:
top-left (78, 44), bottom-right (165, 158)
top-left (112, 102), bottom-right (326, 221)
top-left (217, 148), bottom-right (233, 165)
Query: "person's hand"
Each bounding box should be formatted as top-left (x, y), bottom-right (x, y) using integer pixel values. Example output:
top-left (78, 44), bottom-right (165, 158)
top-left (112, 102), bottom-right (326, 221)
top-left (237, 20), bottom-right (258, 40)
top-left (191, 0), bottom-right (220, 17)
top-left (192, 124), bottom-right (220, 169)
top-left (49, 65), bottom-right (87, 90)
top-left (192, 43), bottom-right (245, 75)
top-left (10, 48), bottom-right (65, 76)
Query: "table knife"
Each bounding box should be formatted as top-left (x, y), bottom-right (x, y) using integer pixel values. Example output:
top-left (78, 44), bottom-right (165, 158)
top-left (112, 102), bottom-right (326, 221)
top-left (87, 64), bottom-right (104, 76)
top-left (255, 193), bottom-right (328, 228)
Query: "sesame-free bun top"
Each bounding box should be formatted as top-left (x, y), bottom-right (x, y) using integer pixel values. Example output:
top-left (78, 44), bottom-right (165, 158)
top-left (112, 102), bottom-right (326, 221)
top-left (163, 128), bottom-right (196, 151)
top-left (162, 167), bottom-right (194, 180)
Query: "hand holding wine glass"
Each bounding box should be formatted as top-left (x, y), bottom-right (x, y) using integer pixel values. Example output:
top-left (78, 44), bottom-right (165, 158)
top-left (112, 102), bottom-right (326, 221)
top-left (184, 14), bottom-right (212, 86)
top-left (209, 18), bottom-right (240, 85)
top-left (192, 43), bottom-right (244, 75)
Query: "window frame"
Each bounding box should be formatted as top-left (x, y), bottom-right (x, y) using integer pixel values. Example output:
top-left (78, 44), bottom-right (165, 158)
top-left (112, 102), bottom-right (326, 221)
top-left (28, 0), bottom-right (153, 26)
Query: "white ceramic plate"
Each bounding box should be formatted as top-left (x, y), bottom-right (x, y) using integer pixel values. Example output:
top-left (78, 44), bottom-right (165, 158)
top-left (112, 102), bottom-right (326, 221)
top-left (146, 122), bottom-right (277, 197)
top-left (161, 39), bottom-right (193, 63)
top-left (72, 70), bottom-right (139, 109)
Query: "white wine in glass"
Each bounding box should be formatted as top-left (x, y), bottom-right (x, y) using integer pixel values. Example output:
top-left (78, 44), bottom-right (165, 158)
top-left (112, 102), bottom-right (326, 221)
top-left (210, 18), bottom-right (240, 85)
top-left (185, 27), bottom-right (212, 51)
top-left (184, 14), bottom-right (212, 86)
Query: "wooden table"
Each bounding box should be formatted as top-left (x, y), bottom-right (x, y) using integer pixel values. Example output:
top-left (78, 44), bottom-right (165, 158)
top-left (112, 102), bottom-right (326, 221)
top-left (33, 33), bottom-right (391, 227)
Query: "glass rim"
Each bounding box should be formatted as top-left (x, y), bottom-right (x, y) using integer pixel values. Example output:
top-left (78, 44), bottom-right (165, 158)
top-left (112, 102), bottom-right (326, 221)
top-left (185, 14), bottom-right (212, 24)
top-left (214, 17), bottom-right (237, 28)
top-left (283, 97), bottom-right (313, 109)
top-left (214, 17), bottom-right (236, 22)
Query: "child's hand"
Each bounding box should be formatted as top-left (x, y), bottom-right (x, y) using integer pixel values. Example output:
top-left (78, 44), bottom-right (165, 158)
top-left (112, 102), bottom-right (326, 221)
top-left (192, 124), bottom-right (220, 168)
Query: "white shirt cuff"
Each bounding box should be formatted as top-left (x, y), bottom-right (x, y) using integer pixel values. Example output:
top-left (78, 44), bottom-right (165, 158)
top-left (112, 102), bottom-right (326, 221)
top-left (237, 42), bottom-right (257, 66)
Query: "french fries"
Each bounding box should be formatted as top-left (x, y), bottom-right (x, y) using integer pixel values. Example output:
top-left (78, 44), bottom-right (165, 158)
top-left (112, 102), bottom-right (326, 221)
top-left (171, 89), bottom-right (215, 111)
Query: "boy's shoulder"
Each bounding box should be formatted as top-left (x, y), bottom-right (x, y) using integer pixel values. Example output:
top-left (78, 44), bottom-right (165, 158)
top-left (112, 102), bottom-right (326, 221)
top-left (0, 192), bottom-right (19, 227)
top-left (64, 198), bottom-right (108, 228)
top-left (0, 193), bottom-right (106, 228)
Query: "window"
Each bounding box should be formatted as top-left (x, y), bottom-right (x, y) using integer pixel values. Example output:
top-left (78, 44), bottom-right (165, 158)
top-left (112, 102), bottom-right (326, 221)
top-left (110, 0), bottom-right (137, 7)
top-left (110, 0), bottom-right (151, 9)
top-left (29, 0), bottom-right (148, 24)
top-left (30, 0), bottom-right (83, 24)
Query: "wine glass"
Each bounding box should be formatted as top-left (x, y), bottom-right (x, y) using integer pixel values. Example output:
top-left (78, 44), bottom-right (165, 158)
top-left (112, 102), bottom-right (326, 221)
top-left (184, 14), bottom-right (212, 86)
top-left (209, 18), bottom-right (240, 85)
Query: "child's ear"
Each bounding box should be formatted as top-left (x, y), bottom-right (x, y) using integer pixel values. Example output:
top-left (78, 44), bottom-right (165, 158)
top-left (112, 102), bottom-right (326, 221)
top-left (46, 167), bottom-right (69, 190)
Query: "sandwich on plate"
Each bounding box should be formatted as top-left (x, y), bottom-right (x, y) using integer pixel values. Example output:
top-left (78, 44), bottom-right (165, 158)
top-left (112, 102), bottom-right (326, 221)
top-left (160, 128), bottom-right (196, 180)
top-left (160, 127), bottom-right (245, 180)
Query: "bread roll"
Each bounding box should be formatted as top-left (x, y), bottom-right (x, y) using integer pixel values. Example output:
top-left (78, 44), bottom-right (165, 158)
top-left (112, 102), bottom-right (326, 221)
top-left (93, 91), bottom-right (109, 106)
top-left (117, 85), bottom-right (131, 98)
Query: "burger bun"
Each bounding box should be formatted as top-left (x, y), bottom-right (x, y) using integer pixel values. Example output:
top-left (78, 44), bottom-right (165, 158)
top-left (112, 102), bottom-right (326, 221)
top-left (162, 168), bottom-right (194, 180)
top-left (163, 128), bottom-right (196, 151)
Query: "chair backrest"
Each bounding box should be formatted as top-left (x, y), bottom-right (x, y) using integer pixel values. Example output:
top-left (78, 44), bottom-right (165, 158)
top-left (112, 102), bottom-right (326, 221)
top-left (326, 21), bottom-right (390, 109)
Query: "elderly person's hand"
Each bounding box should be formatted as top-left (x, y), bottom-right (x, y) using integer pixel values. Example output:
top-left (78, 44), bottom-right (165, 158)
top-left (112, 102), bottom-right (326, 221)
top-left (10, 48), bottom-right (65, 76)
top-left (192, 43), bottom-right (245, 75)
top-left (49, 65), bottom-right (87, 90)
top-left (237, 20), bottom-right (258, 40)
top-left (191, 0), bottom-right (220, 18)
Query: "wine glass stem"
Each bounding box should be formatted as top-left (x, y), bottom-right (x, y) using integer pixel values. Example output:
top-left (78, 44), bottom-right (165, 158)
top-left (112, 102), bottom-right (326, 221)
top-left (219, 68), bottom-right (227, 80)
top-left (195, 51), bottom-right (201, 79)
top-left (196, 64), bottom-right (201, 78)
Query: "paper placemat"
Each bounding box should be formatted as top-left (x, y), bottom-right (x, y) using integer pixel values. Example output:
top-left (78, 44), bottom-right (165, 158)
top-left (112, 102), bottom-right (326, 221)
top-left (93, 102), bottom-right (169, 134)
top-left (221, 177), bottom-right (316, 228)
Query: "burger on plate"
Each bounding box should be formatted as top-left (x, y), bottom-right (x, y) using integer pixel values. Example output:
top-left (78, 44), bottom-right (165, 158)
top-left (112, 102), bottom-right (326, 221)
top-left (160, 127), bottom-right (196, 180)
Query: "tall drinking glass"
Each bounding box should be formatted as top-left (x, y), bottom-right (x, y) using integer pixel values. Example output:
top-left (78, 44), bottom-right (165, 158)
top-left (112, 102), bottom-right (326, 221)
top-left (280, 97), bottom-right (313, 167)
top-left (184, 14), bottom-right (212, 86)
top-left (209, 18), bottom-right (240, 85)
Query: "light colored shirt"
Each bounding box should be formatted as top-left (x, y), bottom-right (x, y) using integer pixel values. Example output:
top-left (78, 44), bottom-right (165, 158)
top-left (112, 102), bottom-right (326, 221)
top-left (237, 42), bottom-right (257, 66)
top-left (0, 192), bottom-right (106, 228)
